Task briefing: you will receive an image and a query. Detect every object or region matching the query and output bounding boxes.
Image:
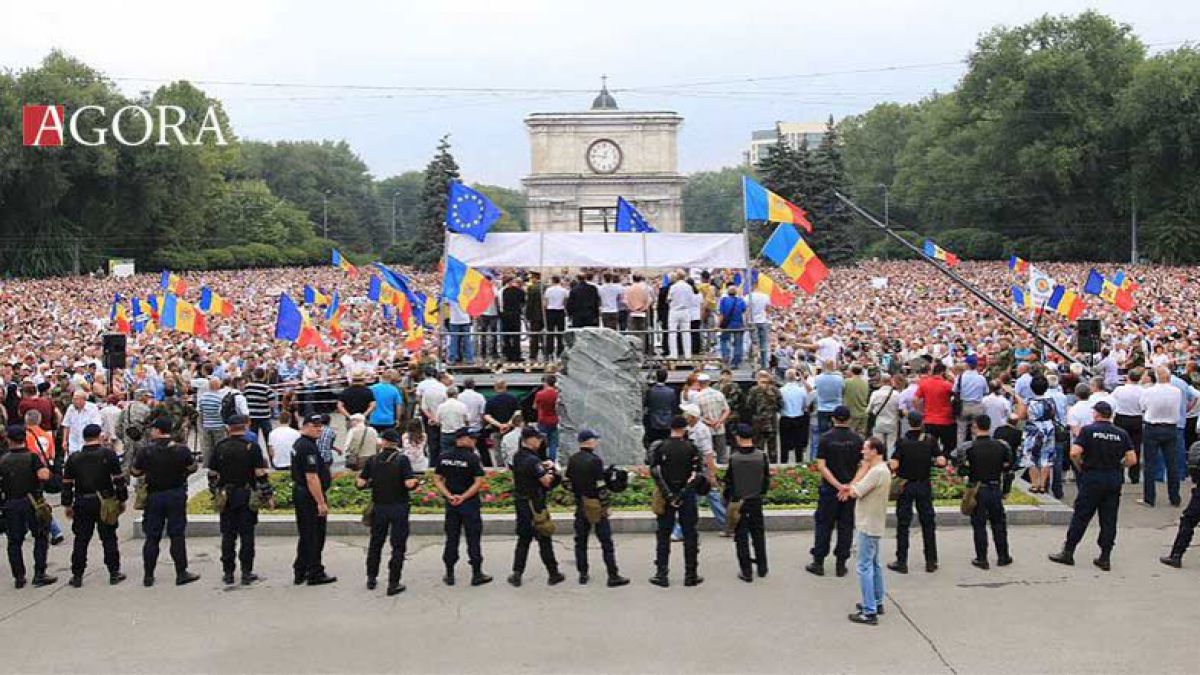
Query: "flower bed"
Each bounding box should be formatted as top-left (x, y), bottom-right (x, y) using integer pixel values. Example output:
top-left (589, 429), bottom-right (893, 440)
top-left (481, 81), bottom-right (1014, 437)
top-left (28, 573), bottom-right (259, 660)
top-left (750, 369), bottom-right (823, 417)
top-left (187, 464), bottom-right (1030, 515)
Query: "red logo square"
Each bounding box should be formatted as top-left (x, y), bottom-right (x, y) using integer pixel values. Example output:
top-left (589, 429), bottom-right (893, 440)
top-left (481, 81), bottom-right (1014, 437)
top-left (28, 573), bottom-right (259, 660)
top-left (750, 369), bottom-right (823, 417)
top-left (23, 105), bottom-right (65, 146)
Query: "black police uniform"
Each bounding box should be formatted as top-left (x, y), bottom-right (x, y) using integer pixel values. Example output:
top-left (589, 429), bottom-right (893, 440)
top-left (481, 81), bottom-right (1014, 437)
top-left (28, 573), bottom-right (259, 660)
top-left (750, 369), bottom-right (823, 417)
top-left (1062, 421), bottom-right (1132, 559)
top-left (810, 427), bottom-right (863, 569)
top-left (1165, 457), bottom-right (1200, 562)
top-left (510, 447), bottom-right (560, 580)
top-left (565, 449), bottom-right (620, 580)
top-left (650, 436), bottom-right (702, 580)
top-left (291, 434), bottom-right (332, 583)
top-left (963, 436), bottom-right (1014, 564)
top-left (62, 442), bottom-right (126, 580)
top-left (435, 444), bottom-right (486, 575)
top-left (1, 446), bottom-right (51, 584)
top-left (133, 437), bottom-right (198, 581)
top-left (891, 430), bottom-right (940, 568)
top-left (360, 448), bottom-right (415, 588)
top-left (725, 444), bottom-right (770, 578)
top-left (209, 435), bottom-right (267, 580)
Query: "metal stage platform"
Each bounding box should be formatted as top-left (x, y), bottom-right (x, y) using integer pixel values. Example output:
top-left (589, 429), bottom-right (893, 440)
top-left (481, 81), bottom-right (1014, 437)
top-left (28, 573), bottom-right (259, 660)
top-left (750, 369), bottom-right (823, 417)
top-left (444, 359), bottom-right (758, 388)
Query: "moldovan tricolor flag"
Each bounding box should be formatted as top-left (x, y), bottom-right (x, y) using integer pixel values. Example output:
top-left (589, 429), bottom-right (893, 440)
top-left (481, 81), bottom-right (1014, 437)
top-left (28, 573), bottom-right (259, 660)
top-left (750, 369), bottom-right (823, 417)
top-left (742, 176), bottom-right (813, 233)
top-left (752, 270), bottom-right (795, 308)
top-left (198, 287), bottom-right (234, 316)
top-left (274, 293), bottom-right (327, 351)
top-left (761, 222), bottom-right (828, 295)
top-left (442, 256), bottom-right (496, 317)
top-left (922, 240), bottom-right (960, 267)
top-left (1047, 285), bottom-right (1086, 321)
top-left (331, 249), bottom-right (359, 279)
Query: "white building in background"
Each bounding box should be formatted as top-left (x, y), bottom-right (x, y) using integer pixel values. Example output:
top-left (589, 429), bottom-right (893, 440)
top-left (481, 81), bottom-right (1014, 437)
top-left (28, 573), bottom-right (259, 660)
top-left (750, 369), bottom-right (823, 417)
top-left (522, 79), bottom-right (686, 233)
top-left (742, 121), bottom-right (829, 165)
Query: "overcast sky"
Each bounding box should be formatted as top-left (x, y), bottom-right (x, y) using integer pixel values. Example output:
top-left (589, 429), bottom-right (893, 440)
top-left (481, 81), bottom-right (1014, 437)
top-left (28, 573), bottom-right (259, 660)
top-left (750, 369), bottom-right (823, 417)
top-left (4, 1), bottom-right (1197, 186)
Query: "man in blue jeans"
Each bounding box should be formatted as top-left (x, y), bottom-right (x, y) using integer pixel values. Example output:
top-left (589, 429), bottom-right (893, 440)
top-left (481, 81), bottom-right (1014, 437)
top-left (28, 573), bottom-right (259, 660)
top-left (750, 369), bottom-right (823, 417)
top-left (844, 436), bottom-right (891, 625)
top-left (1140, 367), bottom-right (1183, 507)
top-left (745, 286), bottom-right (770, 370)
top-left (717, 286), bottom-right (747, 368)
top-left (446, 302), bottom-right (475, 365)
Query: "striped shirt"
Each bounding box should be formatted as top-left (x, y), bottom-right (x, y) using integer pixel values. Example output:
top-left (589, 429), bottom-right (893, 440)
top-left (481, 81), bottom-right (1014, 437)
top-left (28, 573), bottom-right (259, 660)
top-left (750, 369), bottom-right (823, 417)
top-left (197, 391), bottom-right (225, 430)
top-left (243, 382), bottom-right (276, 420)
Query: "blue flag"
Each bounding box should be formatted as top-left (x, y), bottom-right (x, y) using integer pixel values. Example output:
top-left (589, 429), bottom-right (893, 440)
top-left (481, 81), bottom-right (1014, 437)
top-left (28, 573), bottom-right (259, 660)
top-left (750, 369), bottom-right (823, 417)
top-left (445, 181), bottom-right (501, 242)
top-left (615, 197), bottom-right (655, 233)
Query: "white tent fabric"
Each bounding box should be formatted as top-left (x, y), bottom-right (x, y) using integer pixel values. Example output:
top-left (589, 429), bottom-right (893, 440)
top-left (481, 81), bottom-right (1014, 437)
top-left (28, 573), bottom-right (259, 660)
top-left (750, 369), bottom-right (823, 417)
top-left (446, 232), bottom-right (749, 269)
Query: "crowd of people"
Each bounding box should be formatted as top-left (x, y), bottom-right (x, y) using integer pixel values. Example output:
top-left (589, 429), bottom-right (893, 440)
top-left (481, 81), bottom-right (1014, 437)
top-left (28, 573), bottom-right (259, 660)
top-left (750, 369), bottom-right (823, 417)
top-left (3, 259), bottom-right (1200, 624)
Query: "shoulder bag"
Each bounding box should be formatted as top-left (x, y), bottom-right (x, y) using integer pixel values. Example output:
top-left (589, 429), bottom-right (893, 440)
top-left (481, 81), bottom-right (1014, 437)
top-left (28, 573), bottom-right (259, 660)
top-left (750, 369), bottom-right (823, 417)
top-left (867, 387), bottom-right (895, 436)
top-left (950, 375), bottom-right (963, 418)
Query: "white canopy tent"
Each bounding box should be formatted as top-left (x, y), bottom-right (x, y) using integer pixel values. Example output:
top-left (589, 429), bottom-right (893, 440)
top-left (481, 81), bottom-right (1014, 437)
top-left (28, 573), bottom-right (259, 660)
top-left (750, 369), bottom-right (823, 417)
top-left (446, 232), bottom-right (750, 270)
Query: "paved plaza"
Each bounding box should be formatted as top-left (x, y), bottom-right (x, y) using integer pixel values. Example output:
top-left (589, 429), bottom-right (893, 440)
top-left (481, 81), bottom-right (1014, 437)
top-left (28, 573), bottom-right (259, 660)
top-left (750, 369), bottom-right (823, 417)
top-left (1, 487), bottom-right (1196, 674)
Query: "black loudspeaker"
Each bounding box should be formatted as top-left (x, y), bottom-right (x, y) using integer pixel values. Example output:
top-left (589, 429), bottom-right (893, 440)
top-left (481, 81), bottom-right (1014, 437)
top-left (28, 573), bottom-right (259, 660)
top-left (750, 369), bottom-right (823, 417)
top-left (102, 333), bottom-right (127, 369)
top-left (1076, 319), bottom-right (1102, 354)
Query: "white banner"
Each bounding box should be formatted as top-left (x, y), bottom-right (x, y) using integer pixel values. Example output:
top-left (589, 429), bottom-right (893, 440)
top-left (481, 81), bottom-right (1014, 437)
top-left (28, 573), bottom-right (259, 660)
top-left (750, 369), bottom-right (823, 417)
top-left (446, 232), bottom-right (749, 269)
top-left (870, 277), bottom-right (888, 290)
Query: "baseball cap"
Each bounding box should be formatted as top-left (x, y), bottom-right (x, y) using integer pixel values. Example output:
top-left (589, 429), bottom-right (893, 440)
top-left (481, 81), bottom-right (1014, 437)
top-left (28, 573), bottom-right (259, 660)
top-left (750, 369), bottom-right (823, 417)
top-left (734, 423), bottom-right (754, 439)
top-left (225, 414), bottom-right (249, 427)
top-left (832, 405), bottom-right (852, 421)
top-left (577, 429), bottom-right (600, 443)
top-left (151, 417), bottom-right (175, 433)
top-left (6, 424), bottom-right (26, 442)
top-left (697, 373), bottom-right (711, 382)
top-left (455, 427), bottom-right (476, 440)
top-left (303, 413), bottom-right (329, 426)
top-left (82, 423), bottom-right (103, 439)
top-left (1092, 401), bottom-right (1114, 418)
top-left (381, 429), bottom-right (403, 444)
top-left (965, 354), bottom-right (979, 368)
top-left (670, 416), bottom-right (688, 430)
top-left (679, 403), bottom-right (701, 418)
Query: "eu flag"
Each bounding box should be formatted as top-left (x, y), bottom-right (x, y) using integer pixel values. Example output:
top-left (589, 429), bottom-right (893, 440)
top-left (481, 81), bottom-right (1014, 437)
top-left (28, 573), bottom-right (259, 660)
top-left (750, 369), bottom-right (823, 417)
top-left (445, 181), bottom-right (501, 242)
top-left (615, 197), bottom-right (655, 233)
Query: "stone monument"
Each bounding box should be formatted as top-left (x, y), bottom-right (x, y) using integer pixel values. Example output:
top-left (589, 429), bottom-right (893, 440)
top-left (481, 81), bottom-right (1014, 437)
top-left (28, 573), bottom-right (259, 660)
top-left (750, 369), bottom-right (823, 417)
top-left (556, 327), bottom-right (646, 466)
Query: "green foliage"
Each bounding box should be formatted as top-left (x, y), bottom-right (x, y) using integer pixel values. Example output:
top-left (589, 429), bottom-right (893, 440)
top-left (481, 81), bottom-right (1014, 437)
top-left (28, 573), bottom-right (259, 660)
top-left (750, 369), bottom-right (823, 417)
top-left (841, 11), bottom-right (1200, 262)
top-left (418, 135), bottom-right (461, 248)
top-left (683, 167), bottom-right (745, 232)
top-left (472, 183), bottom-right (527, 232)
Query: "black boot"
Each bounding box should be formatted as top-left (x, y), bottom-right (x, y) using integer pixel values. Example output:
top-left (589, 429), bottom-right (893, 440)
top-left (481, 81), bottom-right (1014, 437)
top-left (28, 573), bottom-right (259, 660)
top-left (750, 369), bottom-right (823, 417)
top-left (110, 571), bottom-right (127, 585)
top-left (835, 559), bottom-right (848, 578)
top-left (507, 573), bottom-right (522, 587)
top-left (607, 572), bottom-right (629, 587)
top-left (649, 568), bottom-right (669, 587)
top-left (240, 573), bottom-right (259, 585)
top-left (443, 566), bottom-right (456, 586)
top-left (1048, 550), bottom-right (1075, 566)
top-left (1093, 556), bottom-right (1111, 572)
top-left (578, 571), bottom-right (589, 585)
top-left (176, 571), bottom-right (201, 586)
top-left (366, 577), bottom-right (378, 590)
top-left (737, 568), bottom-right (753, 583)
top-left (32, 574), bottom-right (58, 587)
top-left (386, 583), bottom-right (405, 596)
top-left (805, 559), bottom-right (825, 577)
top-left (69, 574), bottom-right (83, 588)
top-left (1160, 555), bottom-right (1183, 568)
top-left (223, 572), bottom-right (236, 585)
top-left (684, 569), bottom-right (704, 587)
top-left (547, 569), bottom-right (566, 586)
top-left (887, 561), bottom-right (908, 574)
top-left (471, 568), bottom-right (493, 586)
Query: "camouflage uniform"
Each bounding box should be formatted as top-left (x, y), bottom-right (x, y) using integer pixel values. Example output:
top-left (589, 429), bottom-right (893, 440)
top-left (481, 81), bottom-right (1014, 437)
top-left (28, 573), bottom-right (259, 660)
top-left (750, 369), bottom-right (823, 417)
top-left (744, 382), bottom-right (781, 462)
top-left (987, 348), bottom-right (1015, 380)
top-left (148, 397), bottom-right (197, 443)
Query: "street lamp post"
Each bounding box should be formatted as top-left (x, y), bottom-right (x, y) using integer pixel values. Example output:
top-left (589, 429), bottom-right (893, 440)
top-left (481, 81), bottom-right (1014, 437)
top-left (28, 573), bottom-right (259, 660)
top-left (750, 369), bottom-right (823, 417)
top-left (391, 192), bottom-right (400, 247)
top-left (879, 183), bottom-right (890, 227)
top-left (321, 190), bottom-right (331, 239)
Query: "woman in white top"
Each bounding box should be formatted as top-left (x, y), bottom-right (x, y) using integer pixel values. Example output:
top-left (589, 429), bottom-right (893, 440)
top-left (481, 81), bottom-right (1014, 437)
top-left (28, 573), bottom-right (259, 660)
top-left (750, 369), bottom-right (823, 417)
top-left (400, 420), bottom-right (429, 472)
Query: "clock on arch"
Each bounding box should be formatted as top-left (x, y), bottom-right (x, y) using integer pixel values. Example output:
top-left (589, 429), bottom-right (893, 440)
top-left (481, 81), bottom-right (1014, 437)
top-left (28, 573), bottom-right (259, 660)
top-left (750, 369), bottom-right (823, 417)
top-left (586, 138), bottom-right (622, 174)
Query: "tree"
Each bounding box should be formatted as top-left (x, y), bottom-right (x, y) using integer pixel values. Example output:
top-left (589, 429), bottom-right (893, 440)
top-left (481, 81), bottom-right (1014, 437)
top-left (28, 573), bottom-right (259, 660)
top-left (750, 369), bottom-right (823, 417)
top-left (682, 167), bottom-right (744, 233)
top-left (418, 135), bottom-right (460, 250)
top-left (472, 183), bottom-right (527, 232)
top-left (375, 171), bottom-right (424, 245)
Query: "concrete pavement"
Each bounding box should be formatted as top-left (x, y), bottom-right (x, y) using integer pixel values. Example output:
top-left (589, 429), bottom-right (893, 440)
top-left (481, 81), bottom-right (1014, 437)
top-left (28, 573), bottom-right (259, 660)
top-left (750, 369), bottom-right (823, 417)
top-left (1, 484), bottom-right (1197, 674)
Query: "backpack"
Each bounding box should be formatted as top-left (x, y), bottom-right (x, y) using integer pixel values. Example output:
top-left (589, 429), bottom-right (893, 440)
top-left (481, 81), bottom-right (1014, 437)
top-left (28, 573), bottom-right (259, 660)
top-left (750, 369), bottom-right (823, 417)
top-left (220, 391), bottom-right (239, 424)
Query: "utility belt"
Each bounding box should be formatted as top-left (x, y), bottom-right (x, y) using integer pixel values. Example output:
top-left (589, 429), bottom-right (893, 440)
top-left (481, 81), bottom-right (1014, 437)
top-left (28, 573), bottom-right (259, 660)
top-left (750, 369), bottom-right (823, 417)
top-left (971, 479), bottom-right (1001, 488)
top-left (1146, 422), bottom-right (1176, 427)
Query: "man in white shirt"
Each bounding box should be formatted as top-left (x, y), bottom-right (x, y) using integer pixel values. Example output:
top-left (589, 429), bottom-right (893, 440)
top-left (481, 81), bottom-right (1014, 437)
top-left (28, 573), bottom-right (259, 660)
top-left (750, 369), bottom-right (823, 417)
top-left (416, 369), bottom-right (448, 461)
top-left (867, 375), bottom-right (903, 451)
top-left (447, 301), bottom-right (475, 365)
top-left (1110, 368), bottom-right (1147, 483)
top-left (980, 382), bottom-right (1012, 437)
top-left (680, 403), bottom-right (726, 533)
top-left (1139, 367), bottom-right (1183, 507)
top-left (599, 274), bottom-right (623, 330)
top-left (62, 390), bottom-right (102, 455)
top-left (666, 273), bottom-right (694, 359)
top-left (435, 386), bottom-right (470, 459)
top-left (459, 378), bottom-right (487, 434)
top-left (1067, 384), bottom-right (1096, 441)
top-left (746, 288), bottom-right (770, 369)
top-left (544, 276), bottom-right (570, 357)
top-left (268, 411), bottom-right (302, 469)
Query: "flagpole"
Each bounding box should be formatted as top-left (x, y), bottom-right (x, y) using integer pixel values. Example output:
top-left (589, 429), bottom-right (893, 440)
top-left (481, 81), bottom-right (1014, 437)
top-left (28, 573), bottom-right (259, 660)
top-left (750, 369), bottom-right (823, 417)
top-left (835, 191), bottom-right (1089, 374)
